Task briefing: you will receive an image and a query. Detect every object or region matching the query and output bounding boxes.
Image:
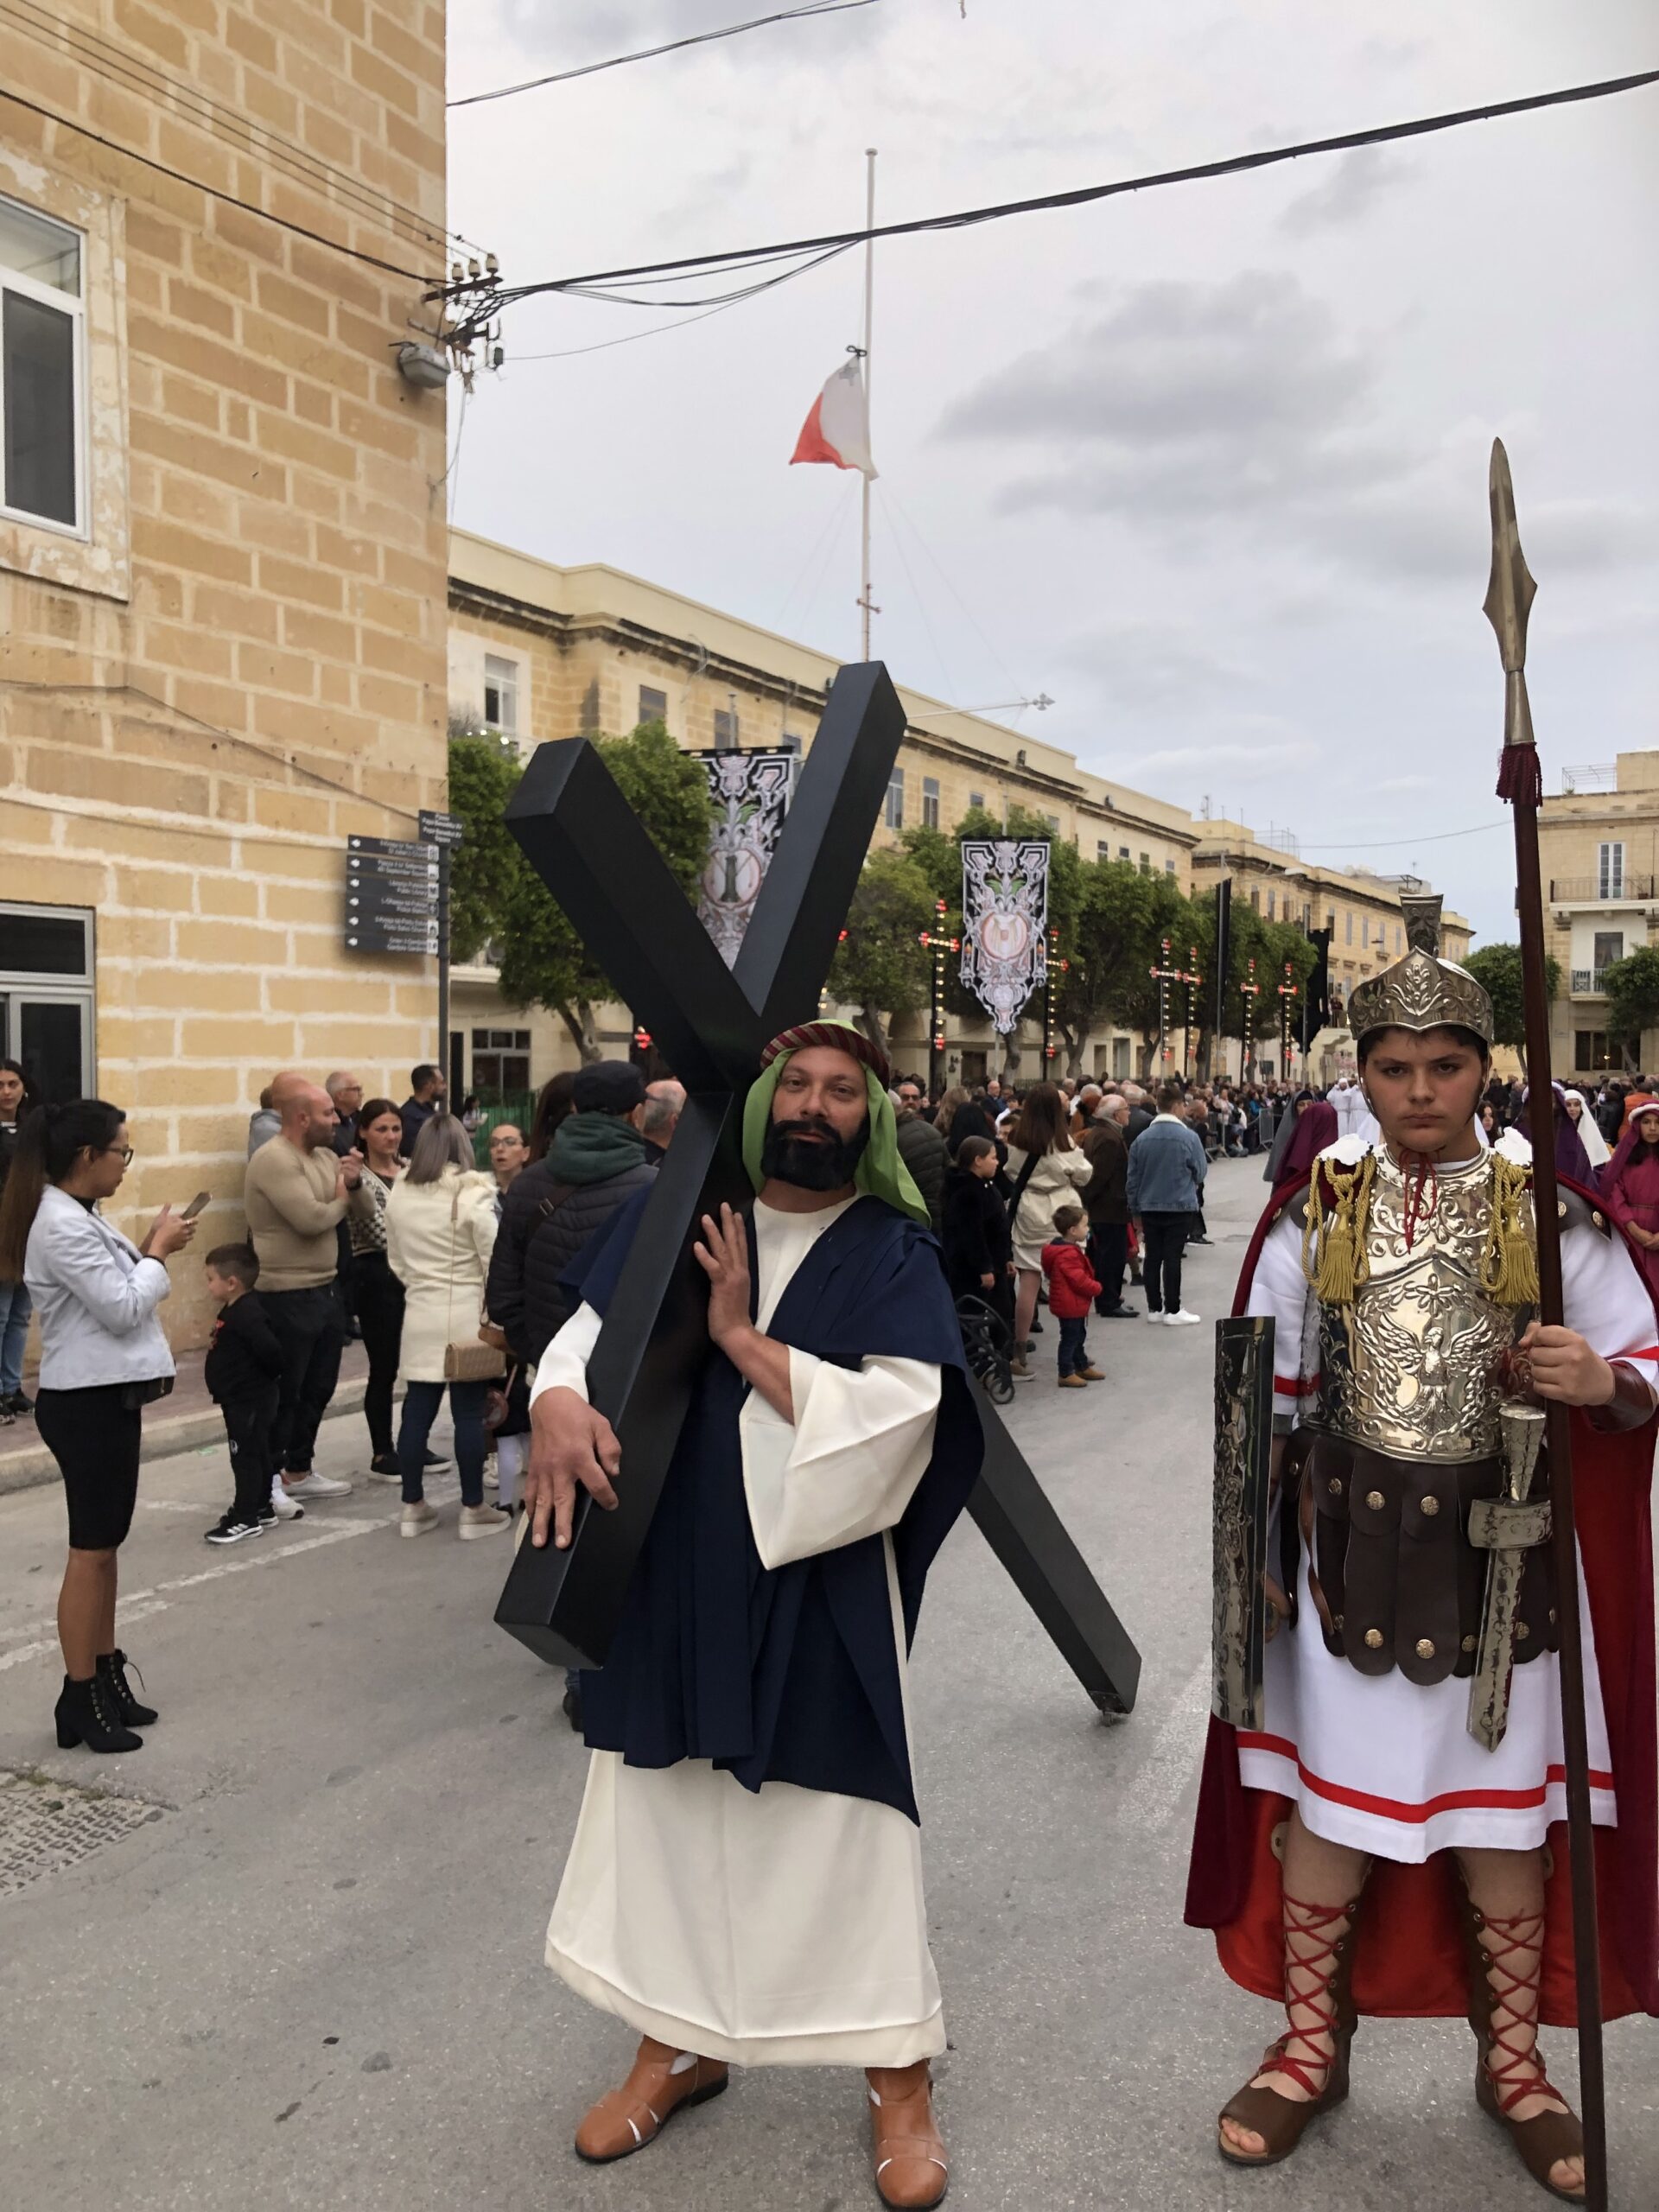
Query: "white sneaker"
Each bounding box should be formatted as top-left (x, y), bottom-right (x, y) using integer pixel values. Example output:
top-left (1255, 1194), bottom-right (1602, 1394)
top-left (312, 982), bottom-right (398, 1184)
top-left (400, 1501), bottom-right (439, 1538)
top-left (457, 1503), bottom-right (510, 1540)
top-left (268, 1485), bottom-right (304, 1520)
top-left (284, 1471), bottom-right (353, 1498)
top-left (1144, 1311), bottom-right (1166, 1325)
top-left (1165, 1309), bottom-right (1202, 1326)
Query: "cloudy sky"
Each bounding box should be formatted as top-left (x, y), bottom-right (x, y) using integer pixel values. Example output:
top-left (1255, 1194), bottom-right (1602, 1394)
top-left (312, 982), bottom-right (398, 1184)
top-left (446, 1), bottom-right (1659, 944)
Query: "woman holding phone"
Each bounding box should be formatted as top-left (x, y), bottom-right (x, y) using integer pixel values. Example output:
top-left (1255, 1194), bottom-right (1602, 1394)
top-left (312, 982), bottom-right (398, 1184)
top-left (0, 1099), bottom-right (196, 1752)
top-left (347, 1096), bottom-right (408, 1478)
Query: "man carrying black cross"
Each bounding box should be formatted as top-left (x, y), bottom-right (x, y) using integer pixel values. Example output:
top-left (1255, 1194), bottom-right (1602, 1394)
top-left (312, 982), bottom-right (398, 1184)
top-left (523, 1018), bottom-right (982, 2209)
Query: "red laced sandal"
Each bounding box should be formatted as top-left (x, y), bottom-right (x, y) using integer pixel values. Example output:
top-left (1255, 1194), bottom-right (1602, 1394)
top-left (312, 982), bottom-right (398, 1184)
top-left (1217, 1892), bottom-right (1362, 2167)
top-left (1459, 1898), bottom-right (1585, 2202)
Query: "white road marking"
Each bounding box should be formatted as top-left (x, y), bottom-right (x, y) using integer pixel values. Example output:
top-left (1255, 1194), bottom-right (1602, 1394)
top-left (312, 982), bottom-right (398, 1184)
top-left (0, 1515), bottom-right (386, 1672)
top-left (1121, 1654), bottom-right (1212, 1831)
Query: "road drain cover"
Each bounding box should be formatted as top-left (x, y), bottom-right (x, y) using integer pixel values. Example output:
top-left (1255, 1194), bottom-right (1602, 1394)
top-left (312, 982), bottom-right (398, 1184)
top-left (0, 1770), bottom-right (162, 1897)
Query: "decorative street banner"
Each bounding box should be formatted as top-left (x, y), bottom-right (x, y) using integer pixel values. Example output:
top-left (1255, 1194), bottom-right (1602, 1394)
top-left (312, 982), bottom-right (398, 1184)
top-left (961, 837), bottom-right (1051, 1034)
top-left (695, 749), bottom-right (796, 966)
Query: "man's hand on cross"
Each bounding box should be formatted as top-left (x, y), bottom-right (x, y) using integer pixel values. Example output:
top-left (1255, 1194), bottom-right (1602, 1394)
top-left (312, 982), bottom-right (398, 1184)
top-left (525, 1387), bottom-right (621, 1551)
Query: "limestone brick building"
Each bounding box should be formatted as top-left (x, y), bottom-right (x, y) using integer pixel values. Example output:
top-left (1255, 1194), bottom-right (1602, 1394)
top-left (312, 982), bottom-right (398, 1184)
top-left (0, 3), bottom-right (452, 1348)
top-left (1538, 754), bottom-right (1659, 1074)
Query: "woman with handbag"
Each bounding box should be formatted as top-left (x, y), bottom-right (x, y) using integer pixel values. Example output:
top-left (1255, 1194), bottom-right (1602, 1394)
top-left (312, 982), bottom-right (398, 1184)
top-left (1001, 1083), bottom-right (1093, 1380)
top-left (384, 1116), bottom-right (505, 1540)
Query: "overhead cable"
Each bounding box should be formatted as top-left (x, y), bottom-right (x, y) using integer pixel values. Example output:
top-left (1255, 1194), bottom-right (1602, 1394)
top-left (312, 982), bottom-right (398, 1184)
top-left (449, 1), bottom-right (877, 109)
top-left (476, 66), bottom-right (1659, 306)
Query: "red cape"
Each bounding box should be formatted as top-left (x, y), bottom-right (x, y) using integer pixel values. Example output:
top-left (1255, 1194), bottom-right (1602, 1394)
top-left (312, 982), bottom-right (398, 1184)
top-left (1183, 1167), bottom-right (1659, 2024)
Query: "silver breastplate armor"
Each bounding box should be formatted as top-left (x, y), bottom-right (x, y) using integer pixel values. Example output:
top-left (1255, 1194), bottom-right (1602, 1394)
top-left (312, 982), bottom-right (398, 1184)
top-left (1315, 1151), bottom-right (1525, 1460)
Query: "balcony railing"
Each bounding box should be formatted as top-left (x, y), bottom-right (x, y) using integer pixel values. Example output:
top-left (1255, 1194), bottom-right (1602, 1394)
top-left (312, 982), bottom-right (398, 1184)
top-left (1570, 968), bottom-right (1613, 996)
top-left (1548, 875), bottom-right (1656, 903)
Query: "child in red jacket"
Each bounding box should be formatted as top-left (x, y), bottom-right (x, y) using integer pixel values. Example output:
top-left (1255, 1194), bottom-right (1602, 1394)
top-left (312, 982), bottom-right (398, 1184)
top-left (1040, 1205), bottom-right (1103, 1388)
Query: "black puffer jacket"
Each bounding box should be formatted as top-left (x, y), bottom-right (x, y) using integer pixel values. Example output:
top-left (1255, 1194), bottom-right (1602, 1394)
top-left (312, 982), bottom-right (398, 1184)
top-left (895, 1110), bottom-right (949, 1230)
top-left (486, 1112), bottom-right (657, 1365)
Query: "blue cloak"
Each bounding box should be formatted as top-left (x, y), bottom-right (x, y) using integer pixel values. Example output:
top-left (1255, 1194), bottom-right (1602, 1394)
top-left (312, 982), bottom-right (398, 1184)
top-left (562, 1192), bottom-right (982, 1822)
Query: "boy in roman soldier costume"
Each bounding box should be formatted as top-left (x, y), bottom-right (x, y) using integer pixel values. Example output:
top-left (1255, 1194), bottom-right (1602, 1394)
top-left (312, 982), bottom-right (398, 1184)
top-left (1185, 900), bottom-right (1659, 2200)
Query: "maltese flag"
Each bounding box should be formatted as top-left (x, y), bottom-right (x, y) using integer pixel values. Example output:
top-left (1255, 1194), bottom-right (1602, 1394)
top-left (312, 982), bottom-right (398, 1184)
top-left (791, 358), bottom-right (877, 478)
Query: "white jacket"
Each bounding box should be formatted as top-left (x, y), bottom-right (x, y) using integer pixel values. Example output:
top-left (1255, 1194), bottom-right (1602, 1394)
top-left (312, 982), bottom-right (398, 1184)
top-left (23, 1185), bottom-right (175, 1389)
top-left (385, 1167), bottom-right (499, 1383)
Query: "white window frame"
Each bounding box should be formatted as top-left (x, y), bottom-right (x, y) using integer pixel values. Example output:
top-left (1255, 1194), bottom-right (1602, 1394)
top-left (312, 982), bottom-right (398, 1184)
top-left (921, 776), bottom-right (940, 830)
top-left (482, 653), bottom-right (518, 737)
top-left (0, 192), bottom-right (88, 540)
top-left (0, 899), bottom-right (97, 1097)
top-left (1599, 841), bottom-right (1625, 899)
top-left (884, 766), bottom-right (905, 830)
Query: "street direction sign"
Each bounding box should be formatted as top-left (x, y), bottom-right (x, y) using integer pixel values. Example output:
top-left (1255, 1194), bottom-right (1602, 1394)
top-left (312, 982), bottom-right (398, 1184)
top-left (418, 809), bottom-right (465, 848)
top-left (344, 834), bottom-right (441, 955)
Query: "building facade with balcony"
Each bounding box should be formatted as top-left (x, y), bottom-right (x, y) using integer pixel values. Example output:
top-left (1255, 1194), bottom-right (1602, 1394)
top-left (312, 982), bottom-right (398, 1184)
top-left (1541, 754), bottom-right (1659, 1074)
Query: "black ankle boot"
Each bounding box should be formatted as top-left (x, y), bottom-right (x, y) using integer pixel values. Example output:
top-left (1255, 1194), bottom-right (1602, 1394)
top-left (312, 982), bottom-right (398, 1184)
top-left (54, 1673), bottom-right (142, 1753)
top-left (97, 1649), bottom-right (157, 1727)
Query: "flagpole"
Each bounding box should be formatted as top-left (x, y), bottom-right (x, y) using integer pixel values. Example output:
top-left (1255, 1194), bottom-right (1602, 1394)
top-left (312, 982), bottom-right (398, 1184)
top-left (860, 146), bottom-right (876, 660)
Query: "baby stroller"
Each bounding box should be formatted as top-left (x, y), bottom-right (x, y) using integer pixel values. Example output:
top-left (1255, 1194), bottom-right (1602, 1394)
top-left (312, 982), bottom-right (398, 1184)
top-left (956, 1293), bottom-right (1015, 1406)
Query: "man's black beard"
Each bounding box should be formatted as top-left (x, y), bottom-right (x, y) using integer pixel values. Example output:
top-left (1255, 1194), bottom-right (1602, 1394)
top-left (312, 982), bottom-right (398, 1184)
top-left (760, 1115), bottom-right (869, 1192)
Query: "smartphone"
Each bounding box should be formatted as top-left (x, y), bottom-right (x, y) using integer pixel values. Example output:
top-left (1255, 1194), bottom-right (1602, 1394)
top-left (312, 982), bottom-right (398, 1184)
top-left (181, 1191), bottom-right (212, 1220)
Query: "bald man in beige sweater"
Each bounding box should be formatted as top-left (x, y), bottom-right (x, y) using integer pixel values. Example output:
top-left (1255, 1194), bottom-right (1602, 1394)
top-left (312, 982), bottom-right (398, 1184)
top-left (244, 1084), bottom-right (360, 1503)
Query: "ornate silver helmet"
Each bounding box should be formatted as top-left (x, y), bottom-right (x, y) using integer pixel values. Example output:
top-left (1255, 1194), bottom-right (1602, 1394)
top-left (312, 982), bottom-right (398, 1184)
top-left (1348, 894), bottom-right (1492, 1050)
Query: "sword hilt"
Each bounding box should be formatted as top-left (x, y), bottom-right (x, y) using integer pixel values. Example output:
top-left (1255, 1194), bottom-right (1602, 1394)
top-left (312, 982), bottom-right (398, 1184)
top-left (1499, 1402), bottom-right (1546, 1503)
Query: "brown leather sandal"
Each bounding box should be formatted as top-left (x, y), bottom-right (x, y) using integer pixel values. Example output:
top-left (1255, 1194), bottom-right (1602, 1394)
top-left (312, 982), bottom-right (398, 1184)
top-left (1458, 1892), bottom-right (1586, 2201)
top-left (1217, 1891), bottom-right (1361, 2167)
top-left (867, 2061), bottom-right (948, 2209)
top-left (573, 2035), bottom-right (728, 2164)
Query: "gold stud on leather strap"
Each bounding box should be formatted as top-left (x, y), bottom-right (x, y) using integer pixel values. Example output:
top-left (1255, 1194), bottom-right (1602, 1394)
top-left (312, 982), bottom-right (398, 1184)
top-left (1421, 1495), bottom-right (1440, 1516)
top-left (1415, 1637), bottom-right (1436, 1660)
top-left (1365, 1489), bottom-right (1386, 1510)
top-left (1516, 1621), bottom-right (1530, 1642)
top-left (1363, 1628), bottom-right (1384, 1649)
top-left (1328, 1476), bottom-right (1343, 1495)
top-left (1461, 1634), bottom-right (1478, 1653)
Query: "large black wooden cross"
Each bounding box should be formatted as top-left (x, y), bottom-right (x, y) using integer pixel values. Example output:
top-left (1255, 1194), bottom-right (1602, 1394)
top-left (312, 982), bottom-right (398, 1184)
top-left (493, 663), bottom-right (1141, 1715)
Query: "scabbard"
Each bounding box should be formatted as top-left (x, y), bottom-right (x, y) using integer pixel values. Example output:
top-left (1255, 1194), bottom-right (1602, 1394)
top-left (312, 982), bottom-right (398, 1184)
top-left (1211, 1315), bottom-right (1274, 1731)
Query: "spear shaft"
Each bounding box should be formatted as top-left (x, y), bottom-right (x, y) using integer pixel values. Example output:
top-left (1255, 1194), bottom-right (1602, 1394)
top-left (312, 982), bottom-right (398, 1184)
top-left (1487, 436), bottom-right (1606, 2210)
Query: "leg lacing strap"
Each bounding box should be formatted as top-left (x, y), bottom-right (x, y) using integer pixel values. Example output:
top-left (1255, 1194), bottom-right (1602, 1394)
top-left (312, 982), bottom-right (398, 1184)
top-left (1258, 1891), bottom-right (1357, 2099)
top-left (1468, 1905), bottom-right (1565, 2116)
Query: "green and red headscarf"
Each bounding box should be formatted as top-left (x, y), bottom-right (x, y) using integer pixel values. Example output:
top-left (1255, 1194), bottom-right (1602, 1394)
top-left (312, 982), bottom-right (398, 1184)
top-left (741, 1020), bottom-right (930, 1226)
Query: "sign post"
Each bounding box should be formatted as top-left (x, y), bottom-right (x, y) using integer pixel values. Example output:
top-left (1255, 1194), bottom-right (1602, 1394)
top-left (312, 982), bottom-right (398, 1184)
top-left (419, 810), bottom-right (466, 1104)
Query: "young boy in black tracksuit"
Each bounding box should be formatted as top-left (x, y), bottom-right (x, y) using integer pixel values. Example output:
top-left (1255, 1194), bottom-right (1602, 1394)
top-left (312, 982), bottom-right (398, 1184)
top-left (940, 1136), bottom-right (1015, 1335)
top-left (202, 1243), bottom-right (289, 1545)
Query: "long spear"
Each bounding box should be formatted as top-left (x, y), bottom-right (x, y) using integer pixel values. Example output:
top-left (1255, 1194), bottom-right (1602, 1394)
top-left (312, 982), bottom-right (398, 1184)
top-left (1485, 435), bottom-right (1607, 2209)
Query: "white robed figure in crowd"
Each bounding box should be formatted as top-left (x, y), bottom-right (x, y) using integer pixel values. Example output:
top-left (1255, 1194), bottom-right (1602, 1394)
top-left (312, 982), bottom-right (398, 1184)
top-left (523, 1022), bottom-right (982, 2211)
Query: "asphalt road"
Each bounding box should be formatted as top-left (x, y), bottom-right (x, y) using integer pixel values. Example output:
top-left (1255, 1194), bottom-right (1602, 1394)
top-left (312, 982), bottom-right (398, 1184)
top-left (2, 1155), bottom-right (1655, 2211)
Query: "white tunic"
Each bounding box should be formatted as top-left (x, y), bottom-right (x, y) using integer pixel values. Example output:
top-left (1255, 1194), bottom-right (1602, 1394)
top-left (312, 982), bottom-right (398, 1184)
top-left (1241, 1142), bottom-right (1658, 1860)
top-left (529, 1195), bottom-right (948, 2066)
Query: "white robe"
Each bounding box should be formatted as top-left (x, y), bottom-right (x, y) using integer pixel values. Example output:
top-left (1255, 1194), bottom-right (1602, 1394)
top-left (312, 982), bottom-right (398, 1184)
top-left (1242, 1139), bottom-right (1659, 1859)
top-left (529, 1194), bottom-right (948, 2066)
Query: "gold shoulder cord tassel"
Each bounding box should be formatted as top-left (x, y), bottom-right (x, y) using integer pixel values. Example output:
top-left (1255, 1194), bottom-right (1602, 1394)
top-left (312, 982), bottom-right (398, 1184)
top-left (1301, 1152), bottom-right (1376, 1303)
top-left (1479, 1152), bottom-right (1540, 1305)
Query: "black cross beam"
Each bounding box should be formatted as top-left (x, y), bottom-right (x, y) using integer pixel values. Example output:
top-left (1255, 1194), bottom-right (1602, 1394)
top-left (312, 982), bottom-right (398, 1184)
top-left (493, 662), bottom-right (1141, 1716)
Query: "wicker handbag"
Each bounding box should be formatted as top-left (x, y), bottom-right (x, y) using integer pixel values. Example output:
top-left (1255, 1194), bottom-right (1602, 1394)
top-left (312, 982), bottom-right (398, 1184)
top-left (442, 1185), bottom-right (506, 1382)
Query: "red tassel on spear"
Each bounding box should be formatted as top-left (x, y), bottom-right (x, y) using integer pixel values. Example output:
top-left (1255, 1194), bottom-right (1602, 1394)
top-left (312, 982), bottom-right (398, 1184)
top-left (1486, 435), bottom-right (1607, 2210)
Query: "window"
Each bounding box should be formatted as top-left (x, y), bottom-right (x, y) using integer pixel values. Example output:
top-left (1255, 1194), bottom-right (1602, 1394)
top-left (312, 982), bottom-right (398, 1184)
top-left (482, 654), bottom-right (518, 736)
top-left (1046, 814), bottom-right (1060, 832)
top-left (885, 766), bottom-right (904, 829)
top-left (1593, 931), bottom-right (1624, 975)
top-left (1344, 912), bottom-right (1353, 944)
top-left (638, 684), bottom-right (668, 726)
top-left (712, 707), bottom-right (739, 749)
top-left (1249, 885), bottom-right (1260, 911)
top-left (1395, 925), bottom-right (1402, 952)
top-left (969, 790), bottom-right (985, 810)
top-left (469, 1027), bottom-right (531, 1096)
top-left (1165, 858), bottom-right (1177, 875)
top-left (1119, 845), bottom-right (1130, 861)
top-left (1097, 841), bottom-right (1111, 862)
top-left (922, 776), bottom-right (941, 830)
top-left (1575, 1030), bottom-right (1614, 1072)
top-left (1362, 917), bottom-right (1370, 947)
top-left (1139, 851), bottom-right (1151, 875)
top-left (1326, 910), bottom-right (1336, 933)
top-left (0, 900), bottom-right (94, 1103)
top-left (0, 194), bottom-right (84, 531)
top-left (1599, 842), bottom-right (1625, 899)
top-left (1111, 1038), bottom-right (1131, 1078)
top-left (1268, 890), bottom-right (1276, 919)
top-left (781, 730), bottom-right (804, 756)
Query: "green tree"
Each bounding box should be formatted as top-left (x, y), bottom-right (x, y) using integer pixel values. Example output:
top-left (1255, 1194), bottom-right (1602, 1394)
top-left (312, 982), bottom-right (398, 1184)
top-left (1058, 860), bottom-right (1192, 1077)
top-left (1598, 945), bottom-right (1659, 1072)
top-left (1463, 943), bottom-right (1564, 1071)
top-left (826, 848), bottom-right (936, 1057)
top-left (447, 721), bottom-right (712, 1063)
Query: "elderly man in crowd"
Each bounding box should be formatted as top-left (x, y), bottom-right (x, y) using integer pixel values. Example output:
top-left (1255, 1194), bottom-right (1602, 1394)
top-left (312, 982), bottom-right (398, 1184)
top-left (893, 1076), bottom-right (949, 1230)
top-left (1079, 1092), bottom-right (1135, 1317)
top-left (640, 1077), bottom-right (686, 1166)
top-left (244, 1082), bottom-right (360, 1504)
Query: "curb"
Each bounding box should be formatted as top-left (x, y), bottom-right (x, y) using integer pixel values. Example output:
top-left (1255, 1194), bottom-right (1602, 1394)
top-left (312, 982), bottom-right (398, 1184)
top-left (0, 1377), bottom-right (370, 1501)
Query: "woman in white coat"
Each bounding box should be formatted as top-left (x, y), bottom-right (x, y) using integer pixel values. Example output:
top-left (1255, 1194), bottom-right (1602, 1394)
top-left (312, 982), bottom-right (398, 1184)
top-left (1001, 1082), bottom-right (1093, 1378)
top-left (385, 1116), bottom-right (505, 1541)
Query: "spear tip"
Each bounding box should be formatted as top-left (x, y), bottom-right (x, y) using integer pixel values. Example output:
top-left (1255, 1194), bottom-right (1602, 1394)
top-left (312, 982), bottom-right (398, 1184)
top-left (1484, 436), bottom-right (1536, 678)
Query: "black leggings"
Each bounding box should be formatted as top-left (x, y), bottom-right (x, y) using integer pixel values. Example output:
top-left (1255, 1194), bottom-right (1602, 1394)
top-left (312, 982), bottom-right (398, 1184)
top-left (1140, 1211), bottom-right (1190, 1316)
top-left (353, 1251), bottom-right (404, 1458)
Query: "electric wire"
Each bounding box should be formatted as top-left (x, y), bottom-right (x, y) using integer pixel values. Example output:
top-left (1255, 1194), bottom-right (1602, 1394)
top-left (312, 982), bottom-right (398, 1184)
top-left (0, 88), bottom-right (436, 281)
top-left (449, 1), bottom-right (878, 109)
top-left (480, 67), bottom-right (1659, 306)
top-left (771, 482), bottom-right (856, 632)
top-left (507, 296), bottom-right (750, 361)
top-left (876, 484), bottom-right (958, 708)
top-left (1, 0), bottom-right (471, 261)
top-left (880, 481), bottom-right (1027, 703)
